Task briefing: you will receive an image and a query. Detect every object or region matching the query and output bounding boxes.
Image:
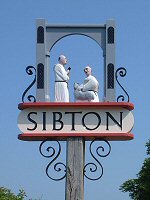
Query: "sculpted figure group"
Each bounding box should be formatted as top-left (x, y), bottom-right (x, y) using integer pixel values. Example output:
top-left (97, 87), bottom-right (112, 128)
top-left (54, 55), bottom-right (99, 102)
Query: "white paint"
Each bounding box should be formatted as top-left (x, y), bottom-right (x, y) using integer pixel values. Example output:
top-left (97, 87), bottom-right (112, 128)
top-left (18, 107), bottom-right (134, 134)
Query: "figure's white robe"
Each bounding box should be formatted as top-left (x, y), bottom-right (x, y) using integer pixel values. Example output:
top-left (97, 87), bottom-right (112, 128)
top-left (74, 75), bottom-right (99, 102)
top-left (54, 64), bottom-right (69, 102)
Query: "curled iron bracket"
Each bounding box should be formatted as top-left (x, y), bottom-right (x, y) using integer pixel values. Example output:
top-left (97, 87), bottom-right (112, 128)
top-left (115, 67), bottom-right (130, 102)
top-left (84, 139), bottom-right (111, 181)
top-left (22, 66), bottom-right (36, 103)
top-left (39, 140), bottom-right (66, 181)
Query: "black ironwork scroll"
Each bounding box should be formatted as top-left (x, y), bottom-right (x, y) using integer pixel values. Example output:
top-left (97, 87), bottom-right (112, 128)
top-left (22, 66), bottom-right (36, 102)
top-left (115, 67), bottom-right (130, 102)
top-left (39, 140), bottom-right (66, 181)
top-left (84, 139), bottom-right (111, 181)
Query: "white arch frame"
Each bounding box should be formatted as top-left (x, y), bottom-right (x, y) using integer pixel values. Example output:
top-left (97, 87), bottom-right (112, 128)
top-left (36, 19), bottom-right (115, 102)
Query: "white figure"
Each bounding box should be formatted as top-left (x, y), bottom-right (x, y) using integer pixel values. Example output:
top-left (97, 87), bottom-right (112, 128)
top-left (74, 66), bottom-right (99, 102)
top-left (54, 55), bottom-right (71, 102)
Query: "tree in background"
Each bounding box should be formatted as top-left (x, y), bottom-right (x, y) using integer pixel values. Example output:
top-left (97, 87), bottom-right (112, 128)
top-left (0, 187), bottom-right (26, 200)
top-left (120, 139), bottom-right (150, 200)
top-left (0, 187), bottom-right (43, 200)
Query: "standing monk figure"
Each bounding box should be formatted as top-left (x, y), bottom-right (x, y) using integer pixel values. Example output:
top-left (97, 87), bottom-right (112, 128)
top-left (54, 55), bottom-right (71, 102)
top-left (74, 66), bottom-right (99, 102)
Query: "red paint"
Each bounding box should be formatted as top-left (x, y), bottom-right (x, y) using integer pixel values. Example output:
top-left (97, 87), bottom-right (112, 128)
top-left (18, 133), bottom-right (134, 141)
top-left (18, 102), bottom-right (134, 110)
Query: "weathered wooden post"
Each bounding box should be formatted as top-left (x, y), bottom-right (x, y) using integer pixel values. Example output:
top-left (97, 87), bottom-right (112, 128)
top-left (18, 19), bottom-right (135, 200)
top-left (65, 138), bottom-right (85, 200)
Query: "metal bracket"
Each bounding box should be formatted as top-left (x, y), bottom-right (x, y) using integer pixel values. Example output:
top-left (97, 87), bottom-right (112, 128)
top-left (115, 67), bottom-right (130, 102)
top-left (84, 139), bottom-right (111, 181)
top-left (39, 139), bottom-right (111, 182)
top-left (39, 140), bottom-right (66, 181)
top-left (22, 66), bottom-right (36, 103)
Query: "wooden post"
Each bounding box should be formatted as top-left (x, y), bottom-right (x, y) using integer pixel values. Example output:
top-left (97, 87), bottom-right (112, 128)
top-left (65, 137), bottom-right (85, 200)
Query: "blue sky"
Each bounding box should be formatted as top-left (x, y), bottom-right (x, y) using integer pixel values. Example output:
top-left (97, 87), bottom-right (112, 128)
top-left (0, 0), bottom-right (150, 199)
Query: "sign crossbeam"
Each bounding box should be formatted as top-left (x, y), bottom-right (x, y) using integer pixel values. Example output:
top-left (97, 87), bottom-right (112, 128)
top-left (18, 102), bottom-right (134, 141)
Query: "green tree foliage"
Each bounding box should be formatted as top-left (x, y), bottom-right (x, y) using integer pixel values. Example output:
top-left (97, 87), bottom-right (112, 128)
top-left (0, 186), bottom-right (43, 200)
top-left (120, 139), bottom-right (150, 200)
top-left (0, 187), bottom-right (26, 200)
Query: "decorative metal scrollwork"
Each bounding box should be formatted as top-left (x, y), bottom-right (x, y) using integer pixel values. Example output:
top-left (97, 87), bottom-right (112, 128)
top-left (115, 67), bottom-right (130, 102)
top-left (22, 66), bottom-right (36, 102)
top-left (39, 140), bottom-right (66, 181)
top-left (84, 139), bottom-right (111, 181)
